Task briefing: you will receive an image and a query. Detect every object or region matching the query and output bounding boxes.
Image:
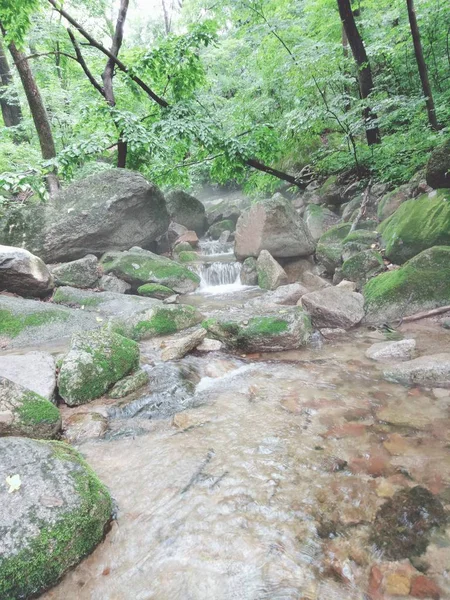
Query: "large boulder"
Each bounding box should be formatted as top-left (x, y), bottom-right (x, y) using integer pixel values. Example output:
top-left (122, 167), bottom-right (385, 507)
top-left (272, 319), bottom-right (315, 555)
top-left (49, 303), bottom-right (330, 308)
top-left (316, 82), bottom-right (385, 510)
top-left (0, 377), bottom-right (61, 439)
top-left (0, 170), bottom-right (169, 262)
top-left (58, 329), bottom-right (140, 406)
top-left (0, 437), bottom-right (112, 599)
top-left (100, 248), bottom-right (200, 294)
top-left (257, 250), bottom-right (288, 290)
top-left (0, 245), bottom-right (54, 297)
top-left (363, 246), bottom-right (450, 324)
top-left (315, 223), bottom-right (351, 275)
top-left (51, 255), bottom-right (99, 289)
top-left (426, 138), bottom-right (450, 189)
top-left (304, 205), bottom-right (340, 241)
top-left (240, 257), bottom-right (258, 286)
top-left (165, 190), bottom-right (207, 235)
top-left (379, 190), bottom-right (450, 264)
top-left (203, 307), bottom-right (312, 352)
top-left (234, 196), bottom-right (315, 260)
top-left (341, 249), bottom-right (385, 290)
top-left (0, 351), bottom-right (56, 401)
top-left (383, 353), bottom-right (450, 388)
top-left (301, 286), bottom-right (365, 329)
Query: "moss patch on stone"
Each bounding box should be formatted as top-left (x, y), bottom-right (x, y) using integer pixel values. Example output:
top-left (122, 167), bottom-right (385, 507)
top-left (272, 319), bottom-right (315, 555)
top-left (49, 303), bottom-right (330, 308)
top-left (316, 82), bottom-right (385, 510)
top-left (0, 441), bottom-right (112, 600)
top-left (53, 287), bottom-right (103, 308)
top-left (16, 391), bottom-right (60, 427)
top-left (176, 251), bottom-right (200, 263)
top-left (131, 305), bottom-right (200, 340)
top-left (342, 249), bottom-right (385, 287)
top-left (137, 283), bottom-right (174, 299)
top-left (108, 369), bottom-right (149, 399)
top-left (0, 308), bottom-right (70, 338)
top-left (316, 223), bottom-right (351, 274)
top-left (101, 252), bottom-right (200, 284)
top-left (208, 219), bottom-right (235, 239)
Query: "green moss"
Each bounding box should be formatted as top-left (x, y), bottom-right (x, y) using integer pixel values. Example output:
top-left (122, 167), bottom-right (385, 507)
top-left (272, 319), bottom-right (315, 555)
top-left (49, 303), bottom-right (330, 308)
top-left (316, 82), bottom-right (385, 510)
top-left (379, 190), bottom-right (450, 263)
top-left (173, 242), bottom-right (193, 253)
top-left (343, 230), bottom-right (378, 245)
top-left (101, 253), bottom-right (200, 284)
top-left (137, 283), bottom-right (174, 298)
top-left (342, 250), bottom-right (384, 286)
top-left (246, 317), bottom-right (289, 335)
top-left (0, 441), bottom-right (112, 600)
top-left (17, 391), bottom-right (60, 426)
top-left (208, 219), bottom-right (235, 239)
top-left (131, 305), bottom-right (200, 340)
top-left (0, 309), bottom-right (70, 338)
top-left (177, 251), bottom-right (200, 263)
top-left (53, 288), bottom-right (103, 307)
top-left (202, 318), bottom-right (217, 330)
top-left (316, 223), bottom-right (352, 274)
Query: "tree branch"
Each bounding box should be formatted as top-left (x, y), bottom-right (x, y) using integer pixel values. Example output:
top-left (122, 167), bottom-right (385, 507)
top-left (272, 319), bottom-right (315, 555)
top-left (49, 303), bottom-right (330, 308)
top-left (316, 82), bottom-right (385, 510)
top-left (67, 29), bottom-right (105, 97)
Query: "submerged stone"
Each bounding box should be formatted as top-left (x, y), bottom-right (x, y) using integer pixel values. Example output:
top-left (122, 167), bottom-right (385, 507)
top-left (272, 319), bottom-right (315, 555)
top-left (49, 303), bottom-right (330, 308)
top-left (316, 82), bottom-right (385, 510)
top-left (383, 353), bottom-right (450, 388)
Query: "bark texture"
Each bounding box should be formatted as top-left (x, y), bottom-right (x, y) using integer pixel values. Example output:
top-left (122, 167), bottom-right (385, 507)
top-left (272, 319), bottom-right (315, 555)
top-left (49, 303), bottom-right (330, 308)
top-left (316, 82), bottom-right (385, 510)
top-left (0, 36), bottom-right (22, 127)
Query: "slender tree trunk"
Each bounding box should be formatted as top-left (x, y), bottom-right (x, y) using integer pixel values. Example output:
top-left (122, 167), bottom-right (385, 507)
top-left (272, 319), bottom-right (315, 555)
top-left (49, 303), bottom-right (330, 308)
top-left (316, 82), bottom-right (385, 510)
top-left (406, 0), bottom-right (439, 130)
top-left (102, 0), bottom-right (129, 168)
top-left (161, 0), bottom-right (171, 35)
top-left (0, 36), bottom-right (22, 127)
top-left (7, 40), bottom-right (59, 194)
top-left (337, 0), bottom-right (381, 145)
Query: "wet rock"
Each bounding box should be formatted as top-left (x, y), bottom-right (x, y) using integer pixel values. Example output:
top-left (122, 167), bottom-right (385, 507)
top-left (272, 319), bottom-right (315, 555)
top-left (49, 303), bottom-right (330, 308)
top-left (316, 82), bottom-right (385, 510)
top-left (240, 257), bottom-right (258, 286)
top-left (341, 249), bottom-right (385, 289)
top-left (165, 189), bottom-right (207, 235)
top-left (203, 306), bottom-right (312, 352)
top-left (383, 571), bottom-right (411, 595)
top-left (366, 339), bottom-right (416, 362)
top-left (0, 437), bottom-right (112, 599)
top-left (174, 230), bottom-right (199, 247)
top-left (0, 377), bottom-right (61, 439)
top-left (0, 245), bottom-right (54, 297)
top-left (208, 219), bottom-right (235, 240)
top-left (377, 398), bottom-right (443, 430)
top-left (370, 486), bottom-right (447, 560)
top-left (383, 353), bottom-right (450, 388)
top-left (0, 169), bottom-right (169, 262)
top-left (257, 250), bottom-right (288, 290)
top-left (100, 248), bottom-right (200, 294)
top-left (301, 287), bottom-right (364, 329)
top-left (410, 574), bottom-right (441, 599)
top-left (196, 338), bottom-right (223, 352)
top-left (336, 279), bottom-right (357, 292)
top-left (235, 195), bottom-right (315, 260)
top-left (123, 304), bottom-right (203, 341)
top-left (315, 223), bottom-right (351, 275)
top-left (64, 411), bottom-right (108, 443)
top-left (167, 221), bottom-right (188, 245)
top-left (279, 256), bottom-right (317, 283)
top-left (364, 247), bottom-right (450, 324)
top-left (108, 368), bottom-right (149, 398)
top-left (0, 351), bottom-right (56, 401)
top-left (304, 204), bottom-right (340, 241)
top-left (137, 283), bottom-right (175, 300)
top-left (249, 283), bottom-right (309, 307)
top-left (161, 328), bottom-right (207, 361)
top-left (58, 329), bottom-right (140, 406)
top-left (98, 274), bottom-right (131, 294)
top-left (426, 138), bottom-right (450, 189)
top-left (300, 271), bottom-right (330, 291)
top-left (320, 327), bottom-right (347, 338)
top-left (51, 254), bottom-right (99, 289)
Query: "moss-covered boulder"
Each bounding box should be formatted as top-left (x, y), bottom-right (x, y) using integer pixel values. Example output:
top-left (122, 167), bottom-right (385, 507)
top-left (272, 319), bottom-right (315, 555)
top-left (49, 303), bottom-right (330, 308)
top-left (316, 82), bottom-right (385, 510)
top-left (202, 307), bottom-right (312, 352)
top-left (377, 185), bottom-right (410, 221)
top-left (304, 204), bottom-right (340, 241)
top-left (51, 254), bottom-right (99, 289)
top-left (379, 190), bottom-right (450, 264)
top-left (342, 249), bottom-right (385, 289)
top-left (173, 241), bottom-right (193, 254)
top-left (240, 256), bottom-right (258, 286)
top-left (363, 246), bottom-right (450, 324)
top-left (58, 329), bottom-right (140, 406)
top-left (426, 138), bottom-right (450, 189)
top-left (176, 250), bottom-right (200, 263)
top-left (342, 229), bottom-right (379, 261)
top-left (108, 369), bottom-right (149, 399)
top-left (0, 437), bottom-right (112, 599)
top-left (0, 377), bottom-right (61, 439)
top-left (123, 304), bottom-right (203, 341)
top-left (257, 250), bottom-right (288, 290)
top-left (315, 223), bottom-right (351, 274)
top-left (207, 219), bottom-right (236, 240)
top-left (165, 189), bottom-right (207, 235)
top-left (100, 248), bottom-right (200, 294)
top-left (137, 283), bottom-right (175, 299)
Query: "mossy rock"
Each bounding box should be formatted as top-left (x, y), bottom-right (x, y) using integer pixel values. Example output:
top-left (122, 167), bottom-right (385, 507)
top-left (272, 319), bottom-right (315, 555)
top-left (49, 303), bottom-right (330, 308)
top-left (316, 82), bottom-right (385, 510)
top-left (100, 249), bottom-right (200, 294)
top-left (165, 189), bottom-right (207, 235)
top-left (53, 286), bottom-right (104, 308)
top-left (426, 138), bottom-right (450, 189)
top-left (137, 283), bottom-right (175, 300)
top-left (125, 304), bottom-right (203, 341)
top-left (363, 246), bottom-right (450, 324)
top-left (379, 190), bottom-right (450, 264)
top-left (0, 437), bottom-right (112, 600)
top-left (342, 229), bottom-right (379, 261)
top-left (207, 219), bottom-right (235, 240)
top-left (108, 369), bottom-right (149, 399)
top-left (342, 249), bottom-right (385, 289)
top-left (377, 185), bottom-right (410, 221)
top-left (173, 242), bottom-right (193, 254)
top-left (202, 307), bottom-right (312, 352)
top-left (176, 250), bottom-right (200, 263)
top-left (0, 377), bottom-right (61, 439)
top-left (315, 223), bottom-right (351, 274)
top-left (58, 329), bottom-right (140, 406)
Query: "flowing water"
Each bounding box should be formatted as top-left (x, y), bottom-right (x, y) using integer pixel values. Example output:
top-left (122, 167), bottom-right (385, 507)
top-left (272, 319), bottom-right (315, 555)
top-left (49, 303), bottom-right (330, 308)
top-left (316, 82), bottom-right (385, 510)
top-left (196, 239), bottom-right (247, 295)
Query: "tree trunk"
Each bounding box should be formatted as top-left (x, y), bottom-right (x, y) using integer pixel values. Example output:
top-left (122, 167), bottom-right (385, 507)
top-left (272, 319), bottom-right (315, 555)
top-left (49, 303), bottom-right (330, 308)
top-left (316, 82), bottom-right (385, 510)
top-left (102, 0), bottom-right (129, 168)
top-left (0, 36), bottom-right (22, 127)
top-left (161, 0), bottom-right (171, 35)
top-left (406, 0), bottom-right (439, 130)
top-left (337, 0), bottom-right (381, 145)
top-left (8, 40), bottom-right (59, 194)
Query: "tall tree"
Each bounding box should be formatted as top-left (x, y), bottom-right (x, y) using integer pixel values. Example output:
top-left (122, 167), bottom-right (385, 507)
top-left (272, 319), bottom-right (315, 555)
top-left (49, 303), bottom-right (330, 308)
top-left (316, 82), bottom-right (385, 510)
top-left (406, 0), bottom-right (439, 130)
top-left (336, 0), bottom-right (381, 145)
top-left (0, 35), bottom-right (22, 127)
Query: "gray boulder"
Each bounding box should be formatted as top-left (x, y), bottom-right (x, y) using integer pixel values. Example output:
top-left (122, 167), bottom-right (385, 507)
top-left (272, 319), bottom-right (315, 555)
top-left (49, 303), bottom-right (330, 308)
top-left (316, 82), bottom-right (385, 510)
top-left (51, 254), bottom-right (99, 288)
top-left (426, 138), bottom-right (450, 189)
top-left (98, 274), bottom-right (131, 294)
top-left (0, 437), bottom-right (111, 599)
top-left (235, 196), bottom-right (315, 260)
top-left (58, 329), bottom-right (140, 406)
top-left (161, 328), bottom-right (207, 361)
top-left (257, 250), bottom-right (288, 290)
top-left (366, 339), bottom-right (416, 362)
top-left (301, 286), bottom-right (365, 329)
top-left (0, 169), bottom-right (169, 262)
top-left (304, 205), bottom-right (340, 241)
top-left (240, 257), bottom-right (258, 286)
top-left (383, 353), bottom-right (450, 387)
top-left (0, 351), bottom-right (56, 401)
top-left (0, 245), bottom-right (54, 297)
top-left (248, 283), bottom-right (309, 307)
top-left (0, 377), bottom-right (61, 439)
top-left (165, 190), bottom-right (207, 235)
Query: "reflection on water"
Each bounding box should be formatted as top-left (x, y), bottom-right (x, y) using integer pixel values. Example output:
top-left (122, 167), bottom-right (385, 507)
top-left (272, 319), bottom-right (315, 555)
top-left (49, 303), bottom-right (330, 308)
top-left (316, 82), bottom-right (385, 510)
top-left (43, 325), bottom-right (450, 600)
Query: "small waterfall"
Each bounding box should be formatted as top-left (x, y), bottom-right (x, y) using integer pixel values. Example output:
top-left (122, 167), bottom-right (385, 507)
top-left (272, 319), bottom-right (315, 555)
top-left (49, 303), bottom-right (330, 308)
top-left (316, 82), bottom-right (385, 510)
top-left (198, 240), bottom-right (234, 256)
top-left (199, 261), bottom-right (242, 289)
